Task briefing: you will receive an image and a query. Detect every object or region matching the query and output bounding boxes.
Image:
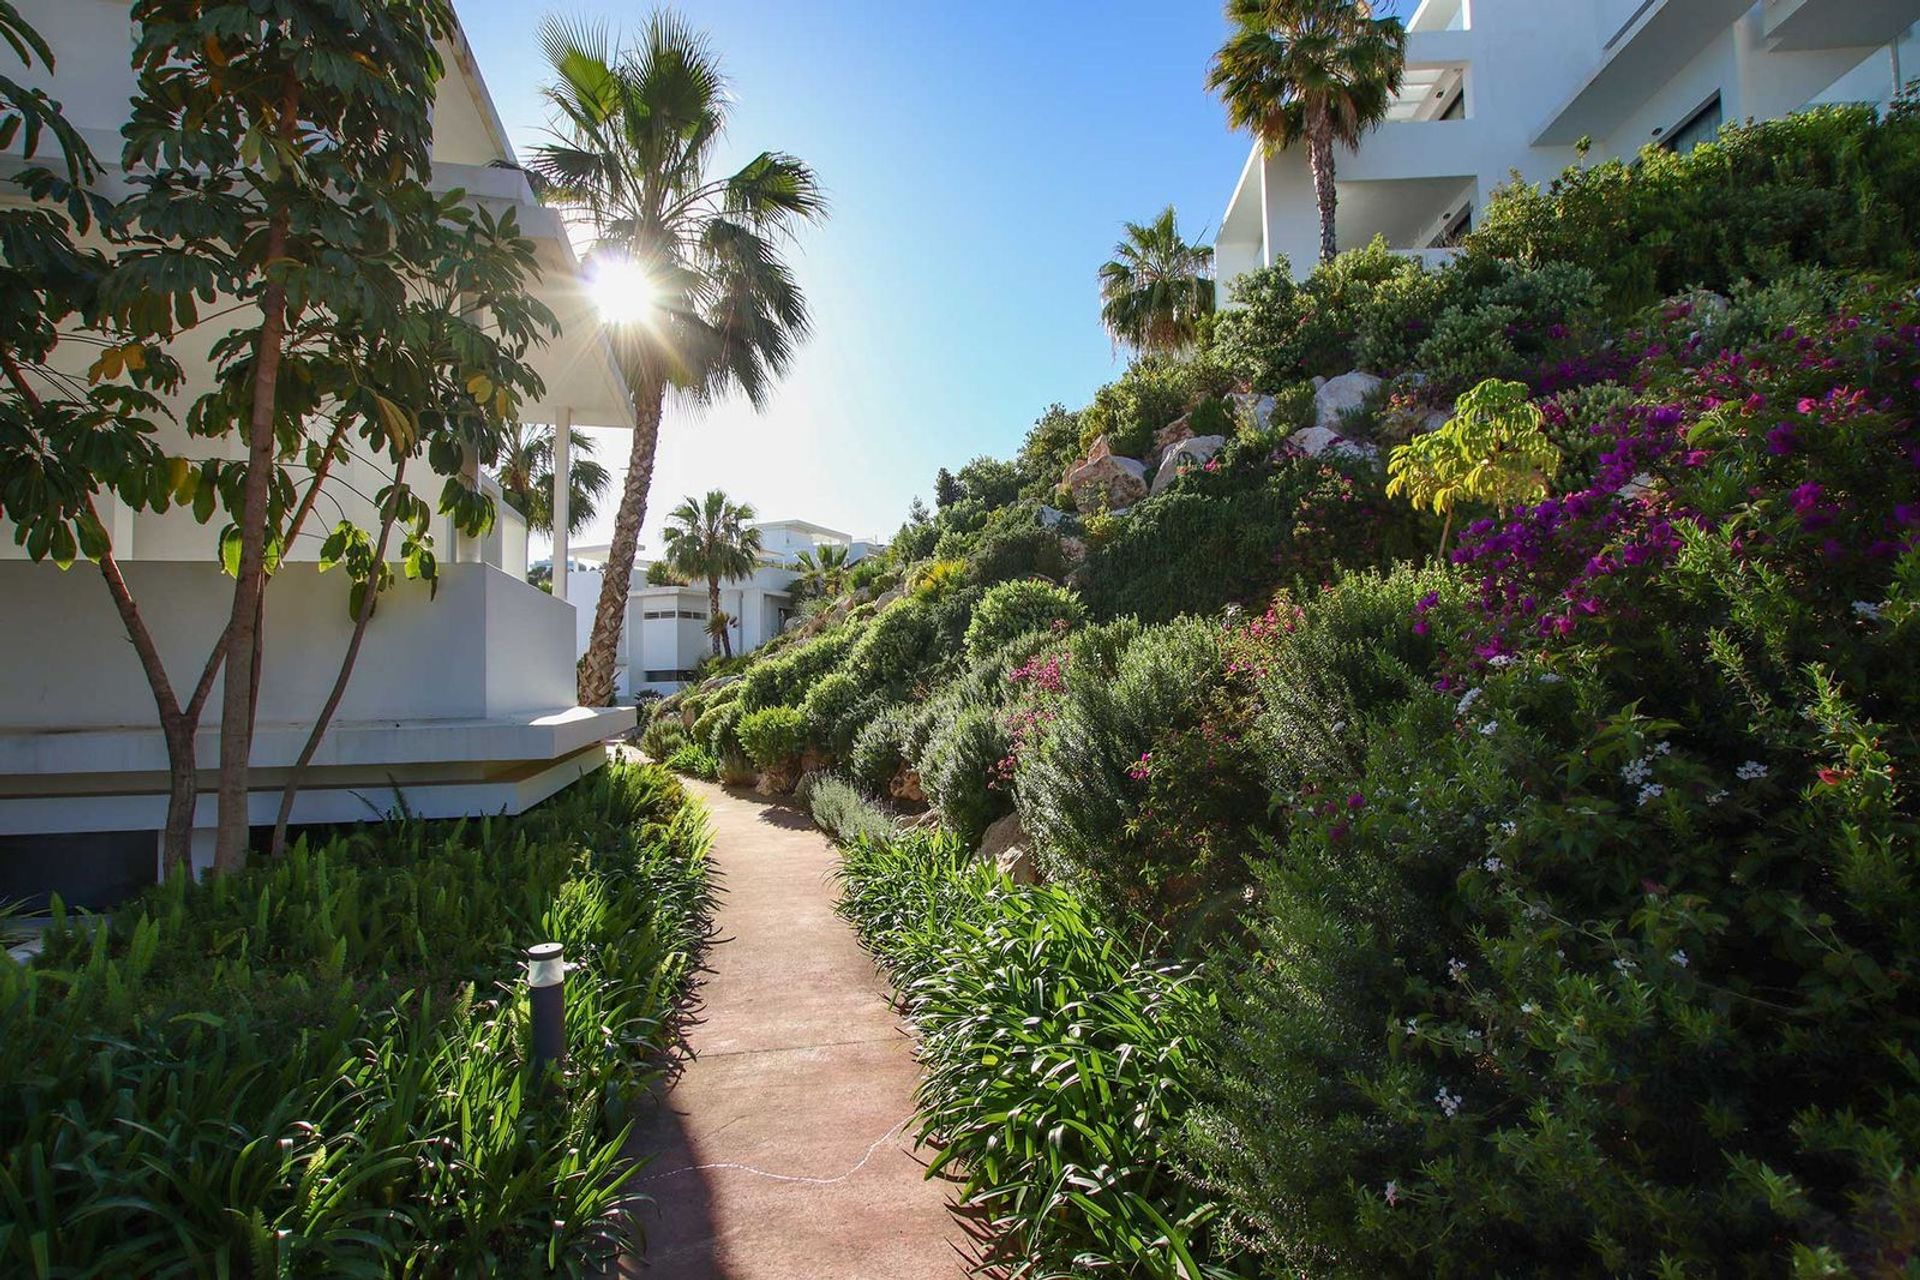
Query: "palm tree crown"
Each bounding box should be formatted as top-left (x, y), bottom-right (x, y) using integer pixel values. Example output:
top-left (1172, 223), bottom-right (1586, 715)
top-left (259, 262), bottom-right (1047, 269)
top-left (529, 11), bottom-right (825, 701)
top-left (662, 489), bottom-right (763, 656)
top-left (1209, 0), bottom-right (1407, 265)
top-left (1098, 205), bottom-right (1216, 357)
top-left (495, 422), bottom-right (611, 537)
top-left (792, 542), bottom-right (850, 600)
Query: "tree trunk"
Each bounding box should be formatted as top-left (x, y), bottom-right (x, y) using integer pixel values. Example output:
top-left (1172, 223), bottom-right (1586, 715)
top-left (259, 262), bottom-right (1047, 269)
top-left (268, 458), bottom-right (408, 857)
top-left (1309, 112), bottom-right (1339, 266)
top-left (578, 377), bottom-right (664, 706)
top-left (708, 577), bottom-right (724, 657)
top-left (212, 217), bottom-right (294, 874)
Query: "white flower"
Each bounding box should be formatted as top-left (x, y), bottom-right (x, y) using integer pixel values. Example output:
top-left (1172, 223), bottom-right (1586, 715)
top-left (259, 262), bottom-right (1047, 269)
top-left (1479, 720), bottom-right (1500, 736)
top-left (1384, 1180), bottom-right (1400, 1206)
top-left (1853, 600), bottom-right (1884, 621)
top-left (1653, 741), bottom-right (1673, 756)
top-left (1670, 950), bottom-right (1689, 968)
top-left (1637, 783), bottom-right (1665, 806)
top-left (1331, 720), bottom-right (1347, 734)
top-left (1488, 653), bottom-right (1515, 668)
top-left (1620, 757), bottom-right (1653, 785)
top-left (1483, 856), bottom-right (1505, 873)
top-left (1520, 1001), bottom-right (1537, 1015)
top-left (1736, 760), bottom-right (1769, 781)
top-left (1524, 901), bottom-right (1548, 921)
top-left (1405, 1018), bottom-right (1420, 1035)
top-left (1613, 956), bottom-right (1636, 974)
top-left (1456, 687), bottom-right (1484, 717)
top-left (1499, 820), bottom-right (1517, 837)
top-left (1538, 672), bottom-right (1565, 684)
top-left (1435, 1087), bottom-right (1462, 1118)
top-left (1242, 885), bottom-right (1257, 903)
top-left (1706, 789), bottom-right (1728, 806)
top-left (1447, 957), bottom-right (1468, 982)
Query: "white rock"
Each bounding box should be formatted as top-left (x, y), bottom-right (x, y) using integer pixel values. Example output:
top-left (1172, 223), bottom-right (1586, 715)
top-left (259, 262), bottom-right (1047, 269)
top-left (1230, 392), bottom-right (1278, 432)
top-left (1290, 425), bottom-right (1346, 457)
top-left (1150, 434), bottom-right (1228, 495)
top-left (1314, 371), bottom-right (1383, 429)
top-left (978, 812), bottom-right (1041, 886)
top-left (1037, 505), bottom-right (1069, 529)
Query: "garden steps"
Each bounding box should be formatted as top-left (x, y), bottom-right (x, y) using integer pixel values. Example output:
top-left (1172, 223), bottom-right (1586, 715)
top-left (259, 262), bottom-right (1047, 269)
top-left (614, 777), bottom-right (969, 1278)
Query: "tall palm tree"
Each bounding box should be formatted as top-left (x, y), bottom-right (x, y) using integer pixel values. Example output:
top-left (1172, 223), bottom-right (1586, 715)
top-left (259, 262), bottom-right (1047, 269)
top-left (528, 12), bottom-right (825, 705)
top-left (792, 542), bottom-right (850, 599)
top-left (1097, 206), bottom-right (1215, 356)
top-left (1209, 0), bottom-right (1408, 266)
top-left (495, 422), bottom-right (611, 536)
top-left (662, 489), bottom-right (763, 658)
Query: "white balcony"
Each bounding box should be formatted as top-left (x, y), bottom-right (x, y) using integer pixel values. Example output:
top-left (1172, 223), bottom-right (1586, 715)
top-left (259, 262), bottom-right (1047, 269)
top-left (1535, 0), bottom-right (1758, 145)
top-left (1765, 0), bottom-right (1920, 50)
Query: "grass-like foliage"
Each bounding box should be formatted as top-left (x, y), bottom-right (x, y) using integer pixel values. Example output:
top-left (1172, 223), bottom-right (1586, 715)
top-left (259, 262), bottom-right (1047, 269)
top-left (834, 828), bottom-right (1231, 1277)
top-left (0, 763), bottom-right (712, 1277)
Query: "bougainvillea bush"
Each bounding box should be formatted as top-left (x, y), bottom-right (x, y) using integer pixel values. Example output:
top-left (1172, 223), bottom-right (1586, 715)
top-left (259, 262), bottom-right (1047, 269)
top-left (1183, 282), bottom-right (1920, 1275)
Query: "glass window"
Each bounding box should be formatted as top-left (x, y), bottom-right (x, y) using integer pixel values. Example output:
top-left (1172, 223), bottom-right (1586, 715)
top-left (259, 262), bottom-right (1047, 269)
top-left (1663, 94), bottom-right (1722, 154)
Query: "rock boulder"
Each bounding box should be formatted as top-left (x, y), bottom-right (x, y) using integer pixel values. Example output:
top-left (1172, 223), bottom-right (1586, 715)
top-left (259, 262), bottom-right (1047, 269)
top-left (978, 811), bottom-right (1041, 886)
top-left (1314, 371), bottom-right (1383, 429)
top-left (1064, 435), bottom-right (1148, 511)
top-left (1150, 434), bottom-right (1228, 495)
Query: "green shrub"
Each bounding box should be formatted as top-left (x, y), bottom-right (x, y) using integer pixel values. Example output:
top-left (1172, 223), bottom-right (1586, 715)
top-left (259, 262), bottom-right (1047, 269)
top-left (699, 696), bottom-right (747, 761)
top-left (736, 705), bottom-right (806, 769)
top-left (848, 704), bottom-right (913, 795)
top-left (834, 828), bottom-right (1225, 1276)
top-left (1, 764), bottom-right (711, 1277)
top-left (1469, 105), bottom-right (1920, 309)
top-left (639, 713), bottom-right (690, 761)
top-left (965, 517), bottom-right (1068, 587)
top-left (916, 700), bottom-right (1009, 845)
top-left (663, 742), bottom-right (718, 780)
top-left (964, 579), bottom-right (1084, 659)
top-left (1188, 393), bottom-right (1233, 440)
top-left (795, 772), bottom-right (898, 846)
top-left (798, 669), bottom-right (863, 755)
top-left (736, 626), bottom-right (857, 713)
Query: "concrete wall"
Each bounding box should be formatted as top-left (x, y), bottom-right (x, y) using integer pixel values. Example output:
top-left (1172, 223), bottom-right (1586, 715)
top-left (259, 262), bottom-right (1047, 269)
top-left (0, 559), bottom-right (576, 735)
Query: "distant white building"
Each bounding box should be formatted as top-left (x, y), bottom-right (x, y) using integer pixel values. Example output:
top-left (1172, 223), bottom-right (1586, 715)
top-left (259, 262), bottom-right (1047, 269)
top-left (1217, 0), bottom-right (1920, 288)
top-left (570, 519), bottom-right (884, 696)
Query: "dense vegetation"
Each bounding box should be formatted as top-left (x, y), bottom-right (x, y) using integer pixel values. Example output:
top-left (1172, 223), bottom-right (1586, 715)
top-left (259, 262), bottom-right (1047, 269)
top-left (0, 764), bottom-right (711, 1276)
top-left (649, 104), bottom-right (1920, 1276)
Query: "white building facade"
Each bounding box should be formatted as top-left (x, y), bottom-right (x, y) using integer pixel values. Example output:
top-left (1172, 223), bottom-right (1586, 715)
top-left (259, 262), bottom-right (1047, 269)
top-left (1217, 0), bottom-right (1920, 288)
top-left (571, 520), bottom-right (880, 696)
top-left (0, 2), bottom-right (637, 901)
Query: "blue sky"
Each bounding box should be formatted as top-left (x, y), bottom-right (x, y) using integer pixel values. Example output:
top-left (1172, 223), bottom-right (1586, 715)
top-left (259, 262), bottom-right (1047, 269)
top-left (456, 0), bottom-right (1405, 554)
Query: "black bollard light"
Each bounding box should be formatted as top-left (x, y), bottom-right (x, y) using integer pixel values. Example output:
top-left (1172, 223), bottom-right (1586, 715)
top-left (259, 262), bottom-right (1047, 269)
top-left (527, 941), bottom-right (567, 1070)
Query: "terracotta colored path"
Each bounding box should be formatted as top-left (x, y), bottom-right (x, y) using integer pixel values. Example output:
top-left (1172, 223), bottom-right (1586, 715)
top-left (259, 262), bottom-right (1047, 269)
top-left (615, 778), bottom-right (970, 1279)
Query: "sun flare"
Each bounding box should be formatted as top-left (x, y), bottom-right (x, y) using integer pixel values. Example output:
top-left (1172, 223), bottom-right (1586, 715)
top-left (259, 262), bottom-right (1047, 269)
top-left (589, 254), bottom-right (658, 327)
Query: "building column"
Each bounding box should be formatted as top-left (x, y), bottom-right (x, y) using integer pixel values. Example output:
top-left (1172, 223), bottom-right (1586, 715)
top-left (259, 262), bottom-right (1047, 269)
top-left (552, 409), bottom-right (571, 603)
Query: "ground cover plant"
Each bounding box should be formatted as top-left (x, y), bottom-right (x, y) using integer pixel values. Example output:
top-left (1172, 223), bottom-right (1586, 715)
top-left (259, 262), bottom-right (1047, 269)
top-left (0, 762), bottom-right (711, 1277)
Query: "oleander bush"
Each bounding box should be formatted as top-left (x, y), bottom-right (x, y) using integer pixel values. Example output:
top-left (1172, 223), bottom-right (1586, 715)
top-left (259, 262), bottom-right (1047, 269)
top-left (0, 763), bottom-right (711, 1277)
top-left (835, 828), bottom-right (1229, 1277)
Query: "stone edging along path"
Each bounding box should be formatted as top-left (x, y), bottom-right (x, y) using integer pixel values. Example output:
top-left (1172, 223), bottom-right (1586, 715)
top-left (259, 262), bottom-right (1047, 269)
top-left (612, 775), bottom-right (970, 1278)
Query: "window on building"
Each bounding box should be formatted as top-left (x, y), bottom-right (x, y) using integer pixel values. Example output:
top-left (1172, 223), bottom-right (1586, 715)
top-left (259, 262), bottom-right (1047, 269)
top-left (678, 609), bottom-right (705, 620)
top-left (1660, 93), bottom-right (1722, 154)
top-left (1439, 89), bottom-right (1465, 121)
top-left (643, 669), bottom-right (698, 683)
top-left (1431, 204), bottom-right (1473, 249)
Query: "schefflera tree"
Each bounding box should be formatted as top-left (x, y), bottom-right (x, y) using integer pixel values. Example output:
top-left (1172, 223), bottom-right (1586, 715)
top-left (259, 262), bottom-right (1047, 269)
top-left (0, 0), bottom-right (552, 875)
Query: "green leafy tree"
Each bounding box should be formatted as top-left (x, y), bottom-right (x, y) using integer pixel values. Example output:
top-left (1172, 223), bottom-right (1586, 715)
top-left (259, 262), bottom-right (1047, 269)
top-left (1209, 0), bottom-right (1408, 265)
top-left (663, 489), bottom-right (763, 657)
top-left (0, 1), bottom-right (547, 872)
top-left (934, 466), bottom-right (963, 508)
top-left (1097, 205), bottom-right (1215, 356)
top-left (528, 13), bottom-right (825, 706)
top-left (496, 421), bottom-right (611, 536)
top-left (1387, 377), bottom-right (1560, 551)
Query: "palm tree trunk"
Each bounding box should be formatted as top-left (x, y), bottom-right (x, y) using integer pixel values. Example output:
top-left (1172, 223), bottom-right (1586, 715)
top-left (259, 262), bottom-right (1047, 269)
top-left (578, 377), bottom-right (663, 706)
top-left (708, 577), bottom-right (724, 657)
top-left (1309, 111), bottom-right (1339, 266)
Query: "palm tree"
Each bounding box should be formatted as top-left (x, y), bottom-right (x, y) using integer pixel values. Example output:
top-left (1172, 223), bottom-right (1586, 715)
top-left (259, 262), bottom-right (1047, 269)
top-left (1097, 206), bottom-right (1216, 356)
top-left (662, 489), bottom-right (763, 658)
top-left (495, 422), bottom-right (611, 536)
top-left (792, 543), bottom-right (850, 599)
top-left (1209, 0), bottom-right (1408, 266)
top-left (528, 13), bottom-right (825, 705)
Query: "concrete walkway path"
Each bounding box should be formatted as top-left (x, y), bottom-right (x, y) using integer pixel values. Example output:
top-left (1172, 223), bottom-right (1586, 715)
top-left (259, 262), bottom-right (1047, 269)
top-left (617, 778), bottom-right (970, 1279)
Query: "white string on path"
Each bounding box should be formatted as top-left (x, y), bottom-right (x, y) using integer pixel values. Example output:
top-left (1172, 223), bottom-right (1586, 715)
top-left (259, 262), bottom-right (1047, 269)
top-left (633, 1113), bottom-right (918, 1187)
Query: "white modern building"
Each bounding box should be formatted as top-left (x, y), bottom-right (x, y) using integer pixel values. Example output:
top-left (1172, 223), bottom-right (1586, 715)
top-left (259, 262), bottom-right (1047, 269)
top-left (0, 2), bottom-right (636, 903)
top-left (569, 519), bottom-right (882, 696)
top-left (1217, 0), bottom-right (1920, 288)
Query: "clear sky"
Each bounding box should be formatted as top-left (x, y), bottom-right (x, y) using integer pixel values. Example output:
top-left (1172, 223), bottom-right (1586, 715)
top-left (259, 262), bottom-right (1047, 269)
top-left (456, 0), bottom-right (1409, 558)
